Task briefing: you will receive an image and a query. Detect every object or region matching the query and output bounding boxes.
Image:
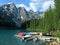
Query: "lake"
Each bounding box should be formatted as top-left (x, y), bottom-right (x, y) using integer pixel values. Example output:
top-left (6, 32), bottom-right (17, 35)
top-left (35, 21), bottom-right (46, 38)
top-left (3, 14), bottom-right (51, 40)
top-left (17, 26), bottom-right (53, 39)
top-left (0, 29), bottom-right (46, 45)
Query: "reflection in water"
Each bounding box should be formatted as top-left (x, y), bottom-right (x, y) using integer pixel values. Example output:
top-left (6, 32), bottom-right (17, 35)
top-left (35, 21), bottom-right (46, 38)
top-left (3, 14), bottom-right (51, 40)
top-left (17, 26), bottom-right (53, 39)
top-left (0, 29), bottom-right (46, 45)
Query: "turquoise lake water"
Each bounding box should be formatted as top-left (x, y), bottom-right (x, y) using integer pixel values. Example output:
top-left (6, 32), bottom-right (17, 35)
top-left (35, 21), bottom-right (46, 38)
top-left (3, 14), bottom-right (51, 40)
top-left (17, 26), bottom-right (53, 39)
top-left (0, 29), bottom-right (46, 45)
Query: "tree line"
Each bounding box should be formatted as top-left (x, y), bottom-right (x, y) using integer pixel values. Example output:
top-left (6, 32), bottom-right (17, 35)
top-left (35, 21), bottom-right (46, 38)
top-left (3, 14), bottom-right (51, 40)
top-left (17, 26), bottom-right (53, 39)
top-left (26, 0), bottom-right (60, 32)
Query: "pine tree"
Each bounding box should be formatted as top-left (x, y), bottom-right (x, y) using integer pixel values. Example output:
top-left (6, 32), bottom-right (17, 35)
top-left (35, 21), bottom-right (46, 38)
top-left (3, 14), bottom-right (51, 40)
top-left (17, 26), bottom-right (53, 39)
top-left (55, 0), bottom-right (60, 30)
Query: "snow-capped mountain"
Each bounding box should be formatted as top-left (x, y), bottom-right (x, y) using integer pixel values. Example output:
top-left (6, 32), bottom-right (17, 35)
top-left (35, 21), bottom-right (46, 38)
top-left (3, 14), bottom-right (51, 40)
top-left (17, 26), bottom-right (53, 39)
top-left (0, 2), bottom-right (43, 27)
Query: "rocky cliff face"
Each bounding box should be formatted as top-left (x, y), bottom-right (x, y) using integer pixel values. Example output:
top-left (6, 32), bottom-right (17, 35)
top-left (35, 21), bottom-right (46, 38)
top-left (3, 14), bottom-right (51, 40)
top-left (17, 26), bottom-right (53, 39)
top-left (0, 6), bottom-right (16, 27)
top-left (0, 2), bottom-right (43, 28)
top-left (18, 7), bottom-right (30, 21)
top-left (0, 2), bottom-right (21, 27)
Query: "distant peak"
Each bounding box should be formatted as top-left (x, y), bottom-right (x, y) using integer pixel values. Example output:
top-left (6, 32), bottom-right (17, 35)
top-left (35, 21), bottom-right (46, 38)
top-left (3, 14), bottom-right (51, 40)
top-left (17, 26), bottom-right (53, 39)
top-left (18, 7), bottom-right (26, 10)
top-left (8, 2), bottom-right (14, 4)
top-left (29, 10), bottom-right (33, 12)
top-left (19, 6), bottom-right (25, 9)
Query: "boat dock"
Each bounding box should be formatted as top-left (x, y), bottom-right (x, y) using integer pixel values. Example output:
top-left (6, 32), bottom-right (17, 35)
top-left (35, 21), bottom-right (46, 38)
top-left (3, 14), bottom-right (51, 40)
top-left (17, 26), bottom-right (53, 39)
top-left (14, 32), bottom-right (60, 44)
top-left (37, 35), bottom-right (60, 43)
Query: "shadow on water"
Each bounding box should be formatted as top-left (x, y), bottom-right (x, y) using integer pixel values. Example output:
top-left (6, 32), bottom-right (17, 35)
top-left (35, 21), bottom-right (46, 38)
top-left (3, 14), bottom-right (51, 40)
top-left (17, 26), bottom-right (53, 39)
top-left (0, 27), bottom-right (28, 45)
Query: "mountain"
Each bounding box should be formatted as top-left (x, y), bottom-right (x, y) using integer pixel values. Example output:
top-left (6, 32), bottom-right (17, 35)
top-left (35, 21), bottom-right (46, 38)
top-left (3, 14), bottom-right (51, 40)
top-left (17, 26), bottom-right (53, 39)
top-left (28, 10), bottom-right (43, 19)
top-left (0, 2), bottom-right (22, 27)
top-left (28, 10), bottom-right (35, 19)
top-left (18, 7), bottom-right (30, 21)
top-left (0, 6), bottom-right (16, 27)
top-left (0, 2), bottom-right (43, 28)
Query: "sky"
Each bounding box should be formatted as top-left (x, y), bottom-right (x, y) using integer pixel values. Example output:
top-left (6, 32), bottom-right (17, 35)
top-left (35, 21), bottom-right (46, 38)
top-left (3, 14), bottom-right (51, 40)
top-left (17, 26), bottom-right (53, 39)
top-left (0, 0), bottom-right (54, 12)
